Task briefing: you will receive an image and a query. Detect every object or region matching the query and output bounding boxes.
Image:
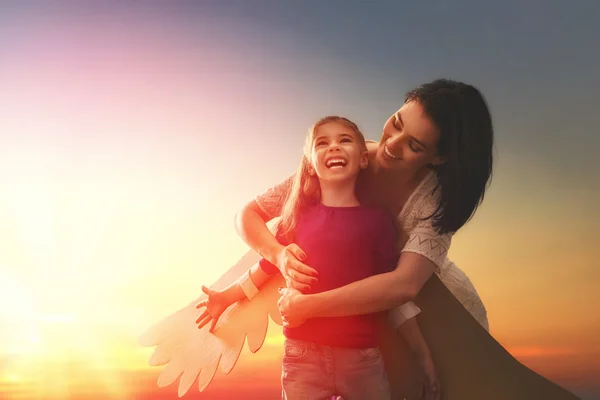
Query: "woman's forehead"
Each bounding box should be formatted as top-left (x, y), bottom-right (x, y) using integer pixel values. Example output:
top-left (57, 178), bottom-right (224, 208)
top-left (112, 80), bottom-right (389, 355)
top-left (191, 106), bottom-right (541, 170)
top-left (396, 101), bottom-right (440, 146)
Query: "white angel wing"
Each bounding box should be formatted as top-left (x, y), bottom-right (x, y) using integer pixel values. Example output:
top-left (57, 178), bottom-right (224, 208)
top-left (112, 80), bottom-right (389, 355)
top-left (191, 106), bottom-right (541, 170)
top-left (138, 249), bottom-right (285, 397)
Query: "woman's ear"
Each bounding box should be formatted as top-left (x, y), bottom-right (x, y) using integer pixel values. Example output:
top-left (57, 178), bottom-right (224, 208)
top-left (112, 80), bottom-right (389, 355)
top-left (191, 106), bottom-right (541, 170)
top-left (431, 155), bottom-right (447, 166)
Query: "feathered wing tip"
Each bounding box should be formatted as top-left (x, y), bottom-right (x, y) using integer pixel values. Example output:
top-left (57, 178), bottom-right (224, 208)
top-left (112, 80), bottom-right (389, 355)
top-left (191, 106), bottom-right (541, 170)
top-left (138, 249), bottom-right (285, 397)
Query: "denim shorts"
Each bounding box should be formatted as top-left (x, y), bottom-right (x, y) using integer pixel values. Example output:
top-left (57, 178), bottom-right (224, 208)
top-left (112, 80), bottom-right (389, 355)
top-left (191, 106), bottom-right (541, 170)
top-left (281, 337), bottom-right (390, 400)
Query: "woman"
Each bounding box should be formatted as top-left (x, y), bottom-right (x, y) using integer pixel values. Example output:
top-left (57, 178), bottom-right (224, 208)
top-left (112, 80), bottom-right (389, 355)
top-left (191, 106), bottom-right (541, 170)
top-left (234, 79), bottom-right (579, 399)
top-left (251, 80), bottom-right (490, 328)
top-left (234, 79), bottom-right (489, 398)
top-left (140, 79), bottom-right (580, 400)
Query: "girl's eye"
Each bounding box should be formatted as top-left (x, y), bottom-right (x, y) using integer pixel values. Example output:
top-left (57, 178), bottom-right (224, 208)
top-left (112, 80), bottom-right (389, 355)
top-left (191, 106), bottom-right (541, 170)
top-left (316, 140), bottom-right (327, 146)
top-left (340, 138), bottom-right (352, 143)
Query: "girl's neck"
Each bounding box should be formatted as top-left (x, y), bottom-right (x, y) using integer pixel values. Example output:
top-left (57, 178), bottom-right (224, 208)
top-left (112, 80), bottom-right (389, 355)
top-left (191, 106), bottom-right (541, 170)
top-left (319, 179), bottom-right (360, 207)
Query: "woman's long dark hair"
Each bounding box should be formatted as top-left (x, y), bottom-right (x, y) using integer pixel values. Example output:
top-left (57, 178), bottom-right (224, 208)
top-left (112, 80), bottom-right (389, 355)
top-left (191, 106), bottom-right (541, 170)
top-left (406, 79), bottom-right (494, 234)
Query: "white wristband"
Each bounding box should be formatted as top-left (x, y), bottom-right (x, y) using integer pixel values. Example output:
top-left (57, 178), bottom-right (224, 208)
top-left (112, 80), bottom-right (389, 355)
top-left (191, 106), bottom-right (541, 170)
top-left (388, 301), bottom-right (421, 330)
top-left (240, 270), bottom-right (259, 300)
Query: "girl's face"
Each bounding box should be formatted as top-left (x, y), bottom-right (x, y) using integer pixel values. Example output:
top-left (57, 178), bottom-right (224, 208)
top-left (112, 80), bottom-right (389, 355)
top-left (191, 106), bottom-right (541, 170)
top-left (375, 100), bottom-right (445, 173)
top-left (309, 121), bottom-right (368, 183)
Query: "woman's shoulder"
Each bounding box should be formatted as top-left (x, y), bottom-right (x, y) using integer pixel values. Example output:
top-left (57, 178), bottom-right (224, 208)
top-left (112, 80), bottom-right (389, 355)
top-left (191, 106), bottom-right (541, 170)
top-left (254, 173), bottom-right (295, 218)
top-left (399, 172), bottom-right (452, 268)
top-left (397, 171), bottom-right (447, 237)
top-left (401, 171), bottom-right (440, 217)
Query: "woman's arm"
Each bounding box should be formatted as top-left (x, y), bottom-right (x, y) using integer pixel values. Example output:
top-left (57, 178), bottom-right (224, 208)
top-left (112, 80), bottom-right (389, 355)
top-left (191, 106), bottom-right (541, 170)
top-left (280, 182), bottom-right (449, 322)
top-left (279, 252), bottom-right (437, 325)
top-left (234, 200), bottom-right (284, 265)
top-left (234, 177), bottom-right (318, 290)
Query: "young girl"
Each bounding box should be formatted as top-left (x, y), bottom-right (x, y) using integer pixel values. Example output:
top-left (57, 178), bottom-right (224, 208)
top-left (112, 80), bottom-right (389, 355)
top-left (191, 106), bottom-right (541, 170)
top-left (195, 116), bottom-right (432, 400)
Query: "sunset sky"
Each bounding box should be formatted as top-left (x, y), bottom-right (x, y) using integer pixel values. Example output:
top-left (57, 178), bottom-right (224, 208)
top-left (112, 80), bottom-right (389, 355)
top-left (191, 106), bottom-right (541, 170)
top-left (0, 1), bottom-right (599, 399)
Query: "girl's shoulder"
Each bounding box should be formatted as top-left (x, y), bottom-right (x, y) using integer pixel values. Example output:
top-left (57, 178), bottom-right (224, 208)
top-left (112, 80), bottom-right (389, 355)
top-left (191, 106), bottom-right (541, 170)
top-left (366, 140), bottom-right (379, 152)
top-left (356, 204), bottom-right (397, 232)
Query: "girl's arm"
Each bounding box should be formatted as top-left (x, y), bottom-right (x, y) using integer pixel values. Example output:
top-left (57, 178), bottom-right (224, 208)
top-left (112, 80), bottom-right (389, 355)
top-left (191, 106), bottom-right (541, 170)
top-left (399, 316), bottom-right (434, 361)
top-left (196, 262), bottom-right (273, 332)
top-left (398, 317), bottom-right (441, 400)
top-left (371, 213), bottom-right (440, 398)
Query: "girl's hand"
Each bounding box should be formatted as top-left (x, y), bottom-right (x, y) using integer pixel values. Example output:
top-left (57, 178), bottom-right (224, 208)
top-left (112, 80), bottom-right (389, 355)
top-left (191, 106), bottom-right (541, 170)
top-left (277, 287), bottom-right (309, 327)
top-left (195, 285), bottom-right (232, 333)
top-left (415, 351), bottom-right (441, 400)
top-left (275, 243), bottom-right (318, 293)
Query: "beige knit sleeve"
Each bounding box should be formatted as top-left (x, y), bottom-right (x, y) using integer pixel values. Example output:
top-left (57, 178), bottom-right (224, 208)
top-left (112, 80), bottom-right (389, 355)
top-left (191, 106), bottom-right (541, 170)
top-left (400, 192), bottom-right (452, 273)
top-left (254, 174), bottom-right (294, 219)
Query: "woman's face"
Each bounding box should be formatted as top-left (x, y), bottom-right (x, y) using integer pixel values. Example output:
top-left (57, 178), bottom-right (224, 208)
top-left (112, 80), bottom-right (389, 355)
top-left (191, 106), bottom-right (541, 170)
top-left (375, 100), bottom-right (444, 173)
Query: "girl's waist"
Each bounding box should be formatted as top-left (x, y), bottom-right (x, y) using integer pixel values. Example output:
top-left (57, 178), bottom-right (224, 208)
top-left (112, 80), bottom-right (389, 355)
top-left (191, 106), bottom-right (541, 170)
top-left (283, 315), bottom-right (381, 348)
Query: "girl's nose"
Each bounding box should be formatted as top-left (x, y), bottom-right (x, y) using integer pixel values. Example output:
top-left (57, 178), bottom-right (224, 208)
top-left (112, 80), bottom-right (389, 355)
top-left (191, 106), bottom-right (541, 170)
top-left (327, 142), bottom-right (341, 152)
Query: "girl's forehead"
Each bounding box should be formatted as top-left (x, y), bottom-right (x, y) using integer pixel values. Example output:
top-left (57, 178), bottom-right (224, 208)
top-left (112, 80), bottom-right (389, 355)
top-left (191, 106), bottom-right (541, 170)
top-left (314, 121), bottom-right (356, 139)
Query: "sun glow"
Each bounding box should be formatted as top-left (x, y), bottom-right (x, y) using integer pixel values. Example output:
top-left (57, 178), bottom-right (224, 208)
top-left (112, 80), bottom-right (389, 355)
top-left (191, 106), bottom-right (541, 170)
top-left (0, 175), bottom-right (151, 398)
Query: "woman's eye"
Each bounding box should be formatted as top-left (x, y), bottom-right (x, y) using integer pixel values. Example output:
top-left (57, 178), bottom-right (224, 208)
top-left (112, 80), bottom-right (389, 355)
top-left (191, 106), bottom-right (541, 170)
top-left (408, 140), bottom-right (422, 153)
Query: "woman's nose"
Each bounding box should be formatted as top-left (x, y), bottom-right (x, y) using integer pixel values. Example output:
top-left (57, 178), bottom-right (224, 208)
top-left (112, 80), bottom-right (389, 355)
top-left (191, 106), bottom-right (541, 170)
top-left (386, 132), bottom-right (405, 149)
top-left (386, 133), bottom-right (406, 154)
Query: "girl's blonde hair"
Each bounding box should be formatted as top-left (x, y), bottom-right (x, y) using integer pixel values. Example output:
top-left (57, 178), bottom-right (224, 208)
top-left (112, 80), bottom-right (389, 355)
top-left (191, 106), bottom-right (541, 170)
top-left (277, 116), bottom-right (367, 243)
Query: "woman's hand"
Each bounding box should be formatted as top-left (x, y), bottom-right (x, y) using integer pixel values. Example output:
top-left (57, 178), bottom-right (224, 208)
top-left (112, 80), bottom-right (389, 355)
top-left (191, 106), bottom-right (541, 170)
top-left (415, 351), bottom-right (441, 400)
top-left (195, 285), bottom-right (232, 333)
top-left (277, 287), bottom-right (310, 328)
top-left (275, 243), bottom-right (318, 292)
